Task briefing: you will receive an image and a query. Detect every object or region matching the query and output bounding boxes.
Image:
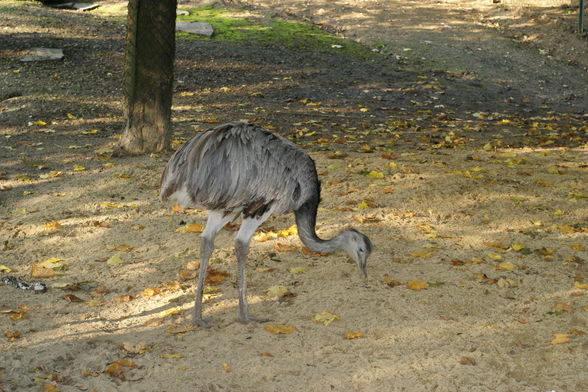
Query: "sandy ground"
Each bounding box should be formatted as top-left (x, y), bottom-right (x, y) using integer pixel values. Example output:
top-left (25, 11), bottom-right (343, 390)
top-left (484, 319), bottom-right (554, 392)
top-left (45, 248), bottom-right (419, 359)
top-left (1, 1), bottom-right (587, 391)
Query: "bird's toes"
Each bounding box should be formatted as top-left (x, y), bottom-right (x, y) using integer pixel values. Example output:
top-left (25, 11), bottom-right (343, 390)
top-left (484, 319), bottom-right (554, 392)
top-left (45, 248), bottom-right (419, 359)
top-left (193, 316), bottom-right (212, 328)
top-left (239, 314), bottom-right (271, 324)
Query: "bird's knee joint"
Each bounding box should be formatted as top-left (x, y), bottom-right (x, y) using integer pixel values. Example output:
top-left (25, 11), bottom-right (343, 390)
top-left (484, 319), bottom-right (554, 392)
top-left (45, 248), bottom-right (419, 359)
top-left (235, 239), bottom-right (249, 255)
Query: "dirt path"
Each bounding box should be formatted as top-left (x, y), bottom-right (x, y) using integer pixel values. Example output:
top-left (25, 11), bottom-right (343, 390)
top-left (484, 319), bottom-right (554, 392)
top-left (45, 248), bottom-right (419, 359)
top-left (1, 1), bottom-right (587, 391)
top-left (228, 0), bottom-right (588, 114)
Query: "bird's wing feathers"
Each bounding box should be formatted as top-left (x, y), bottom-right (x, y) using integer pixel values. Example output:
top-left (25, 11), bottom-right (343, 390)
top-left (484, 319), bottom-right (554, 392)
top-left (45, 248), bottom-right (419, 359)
top-left (160, 123), bottom-right (318, 217)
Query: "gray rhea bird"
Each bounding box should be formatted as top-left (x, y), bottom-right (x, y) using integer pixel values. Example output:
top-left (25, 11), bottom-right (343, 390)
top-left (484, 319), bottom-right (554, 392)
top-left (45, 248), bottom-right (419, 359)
top-left (160, 122), bottom-right (372, 326)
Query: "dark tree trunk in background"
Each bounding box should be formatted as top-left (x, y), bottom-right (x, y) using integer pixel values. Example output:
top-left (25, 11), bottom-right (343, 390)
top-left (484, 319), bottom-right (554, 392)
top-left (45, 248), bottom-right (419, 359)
top-left (120, 0), bottom-right (177, 154)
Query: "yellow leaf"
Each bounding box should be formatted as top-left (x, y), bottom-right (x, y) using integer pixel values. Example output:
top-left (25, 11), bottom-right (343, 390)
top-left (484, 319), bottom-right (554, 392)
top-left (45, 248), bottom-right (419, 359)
top-left (102, 201), bottom-right (122, 208)
top-left (277, 225), bottom-right (297, 238)
top-left (487, 253), bottom-right (502, 261)
top-left (264, 324), bottom-right (297, 334)
top-left (574, 281), bottom-right (588, 290)
top-left (72, 165), bottom-right (86, 171)
top-left (41, 384), bottom-right (60, 392)
top-left (289, 267), bottom-right (305, 274)
top-left (312, 310), bottom-right (340, 326)
top-left (366, 170), bottom-right (385, 179)
top-left (547, 166), bottom-right (561, 175)
top-left (345, 331), bottom-right (364, 340)
top-left (406, 280), bottom-right (428, 290)
top-left (66, 113), bottom-right (77, 119)
top-left (410, 250), bottom-right (435, 258)
top-left (357, 200), bottom-right (370, 209)
top-left (494, 261), bottom-right (517, 271)
top-left (511, 243), bottom-right (526, 251)
top-left (106, 254), bottom-right (125, 266)
top-left (553, 209), bottom-right (565, 216)
top-left (44, 221), bottom-right (61, 228)
top-left (571, 242), bottom-right (586, 251)
top-left (550, 334), bottom-right (570, 345)
top-left (0, 265), bottom-right (12, 273)
top-left (161, 353), bottom-right (184, 359)
top-left (388, 162), bottom-right (398, 169)
top-left (266, 285), bottom-right (288, 299)
top-left (81, 129), bottom-right (98, 135)
top-left (482, 143), bottom-right (492, 151)
top-left (223, 363), bottom-right (231, 372)
top-left (141, 287), bottom-right (161, 297)
top-left (34, 120), bottom-right (47, 126)
top-left (176, 224), bottom-right (204, 233)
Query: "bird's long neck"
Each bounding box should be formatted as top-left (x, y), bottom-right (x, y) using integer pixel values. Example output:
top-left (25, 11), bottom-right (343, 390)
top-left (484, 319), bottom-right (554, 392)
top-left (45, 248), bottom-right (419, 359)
top-left (295, 198), bottom-right (345, 254)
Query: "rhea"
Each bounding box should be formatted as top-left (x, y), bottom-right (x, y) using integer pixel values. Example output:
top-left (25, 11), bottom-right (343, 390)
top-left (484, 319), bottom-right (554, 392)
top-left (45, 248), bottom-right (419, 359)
top-left (160, 122), bottom-right (372, 326)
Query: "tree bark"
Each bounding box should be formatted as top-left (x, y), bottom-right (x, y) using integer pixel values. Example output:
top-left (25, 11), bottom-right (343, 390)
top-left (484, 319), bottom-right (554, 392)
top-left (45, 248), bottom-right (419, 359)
top-left (120, 0), bottom-right (177, 154)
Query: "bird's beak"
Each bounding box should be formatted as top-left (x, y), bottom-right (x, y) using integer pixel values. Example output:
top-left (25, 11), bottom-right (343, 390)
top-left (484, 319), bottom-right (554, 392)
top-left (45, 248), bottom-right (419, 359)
top-left (359, 259), bottom-right (367, 278)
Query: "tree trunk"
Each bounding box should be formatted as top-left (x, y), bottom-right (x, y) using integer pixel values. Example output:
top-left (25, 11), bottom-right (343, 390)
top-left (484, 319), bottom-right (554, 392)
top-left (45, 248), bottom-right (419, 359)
top-left (120, 0), bottom-right (177, 154)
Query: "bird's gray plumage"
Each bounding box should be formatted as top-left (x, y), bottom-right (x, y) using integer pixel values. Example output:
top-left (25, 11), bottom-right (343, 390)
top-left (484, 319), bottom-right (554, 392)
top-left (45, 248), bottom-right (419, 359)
top-left (161, 122), bottom-right (317, 218)
top-left (160, 122), bottom-right (372, 326)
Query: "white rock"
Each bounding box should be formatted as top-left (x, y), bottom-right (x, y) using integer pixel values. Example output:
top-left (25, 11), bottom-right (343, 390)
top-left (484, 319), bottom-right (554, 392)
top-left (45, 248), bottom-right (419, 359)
top-left (176, 21), bottom-right (214, 38)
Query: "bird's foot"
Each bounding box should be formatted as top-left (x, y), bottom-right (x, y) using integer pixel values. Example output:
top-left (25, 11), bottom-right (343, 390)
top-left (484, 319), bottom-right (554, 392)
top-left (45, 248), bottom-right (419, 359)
top-left (193, 313), bottom-right (212, 328)
top-left (238, 313), bottom-right (270, 324)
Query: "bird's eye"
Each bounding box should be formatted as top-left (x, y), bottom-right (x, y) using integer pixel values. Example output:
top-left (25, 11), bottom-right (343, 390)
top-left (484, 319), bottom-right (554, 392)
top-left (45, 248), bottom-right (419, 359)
top-left (358, 247), bottom-right (365, 254)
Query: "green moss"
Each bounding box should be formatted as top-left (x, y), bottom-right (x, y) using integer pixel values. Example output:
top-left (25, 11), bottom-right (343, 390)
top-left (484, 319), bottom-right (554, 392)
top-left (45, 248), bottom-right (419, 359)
top-left (177, 6), bottom-right (376, 59)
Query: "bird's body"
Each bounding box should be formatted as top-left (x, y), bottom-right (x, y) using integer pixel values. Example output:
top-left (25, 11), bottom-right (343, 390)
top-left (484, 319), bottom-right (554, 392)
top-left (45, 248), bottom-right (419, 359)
top-left (161, 122), bottom-right (372, 326)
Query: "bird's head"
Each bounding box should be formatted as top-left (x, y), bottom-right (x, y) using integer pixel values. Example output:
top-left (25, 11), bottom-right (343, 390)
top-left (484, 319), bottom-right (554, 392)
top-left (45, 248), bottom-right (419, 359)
top-left (341, 229), bottom-right (372, 277)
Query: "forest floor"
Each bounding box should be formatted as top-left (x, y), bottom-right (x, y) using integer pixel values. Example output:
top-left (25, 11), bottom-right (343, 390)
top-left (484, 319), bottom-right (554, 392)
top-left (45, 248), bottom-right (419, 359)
top-left (1, 0), bottom-right (587, 391)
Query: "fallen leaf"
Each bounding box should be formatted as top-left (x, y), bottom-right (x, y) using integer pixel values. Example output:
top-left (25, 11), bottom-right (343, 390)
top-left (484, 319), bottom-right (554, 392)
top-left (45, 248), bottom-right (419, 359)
top-left (141, 288), bottom-right (161, 297)
top-left (494, 261), bottom-right (517, 271)
top-left (573, 281), bottom-right (588, 290)
top-left (223, 363), bottom-right (231, 372)
top-left (382, 275), bottom-right (403, 287)
top-left (0, 265), bottom-right (13, 273)
top-left (205, 269), bottom-right (228, 284)
top-left (275, 243), bottom-right (297, 252)
top-left (108, 244), bottom-right (134, 252)
top-left (406, 280), bottom-right (428, 290)
top-left (345, 331), bottom-right (364, 340)
top-left (312, 310), bottom-right (340, 326)
top-left (459, 356), bottom-right (477, 366)
top-left (41, 384), bottom-right (60, 392)
top-left (571, 242), bottom-right (587, 251)
top-left (161, 353), bottom-right (184, 359)
top-left (106, 254), bottom-right (125, 266)
top-left (176, 223), bottom-right (205, 233)
top-left (410, 250), bottom-right (435, 258)
top-left (165, 324), bottom-right (195, 335)
top-left (63, 294), bottom-right (84, 303)
top-left (366, 170), bottom-right (384, 179)
top-left (289, 267), bottom-right (305, 274)
top-left (550, 333), bottom-right (570, 345)
top-left (264, 324), bottom-right (297, 334)
top-left (266, 285), bottom-right (288, 299)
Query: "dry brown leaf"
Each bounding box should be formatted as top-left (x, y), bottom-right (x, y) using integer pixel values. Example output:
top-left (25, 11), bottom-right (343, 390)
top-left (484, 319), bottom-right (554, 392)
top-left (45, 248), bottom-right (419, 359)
top-left (205, 269), bottom-right (228, 284)
top-left (63, 294), bottom-right (84, 303)
top-left (275, 242), bottom-right (297, 252)
top-left (459, 356), bottom-right (477, 366)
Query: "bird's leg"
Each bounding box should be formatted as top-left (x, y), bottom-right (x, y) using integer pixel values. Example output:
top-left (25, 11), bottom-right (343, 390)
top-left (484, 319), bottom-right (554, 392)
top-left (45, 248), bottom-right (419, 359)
top-left (235, 216), bottom-right (271, 324)
top-left (194, 211), bottom-right (233, 327)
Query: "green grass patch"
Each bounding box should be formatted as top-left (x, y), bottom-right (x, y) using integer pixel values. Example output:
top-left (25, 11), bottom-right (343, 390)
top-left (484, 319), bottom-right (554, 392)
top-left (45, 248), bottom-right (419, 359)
top-left (177, 6), bottom-right (376, 59)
